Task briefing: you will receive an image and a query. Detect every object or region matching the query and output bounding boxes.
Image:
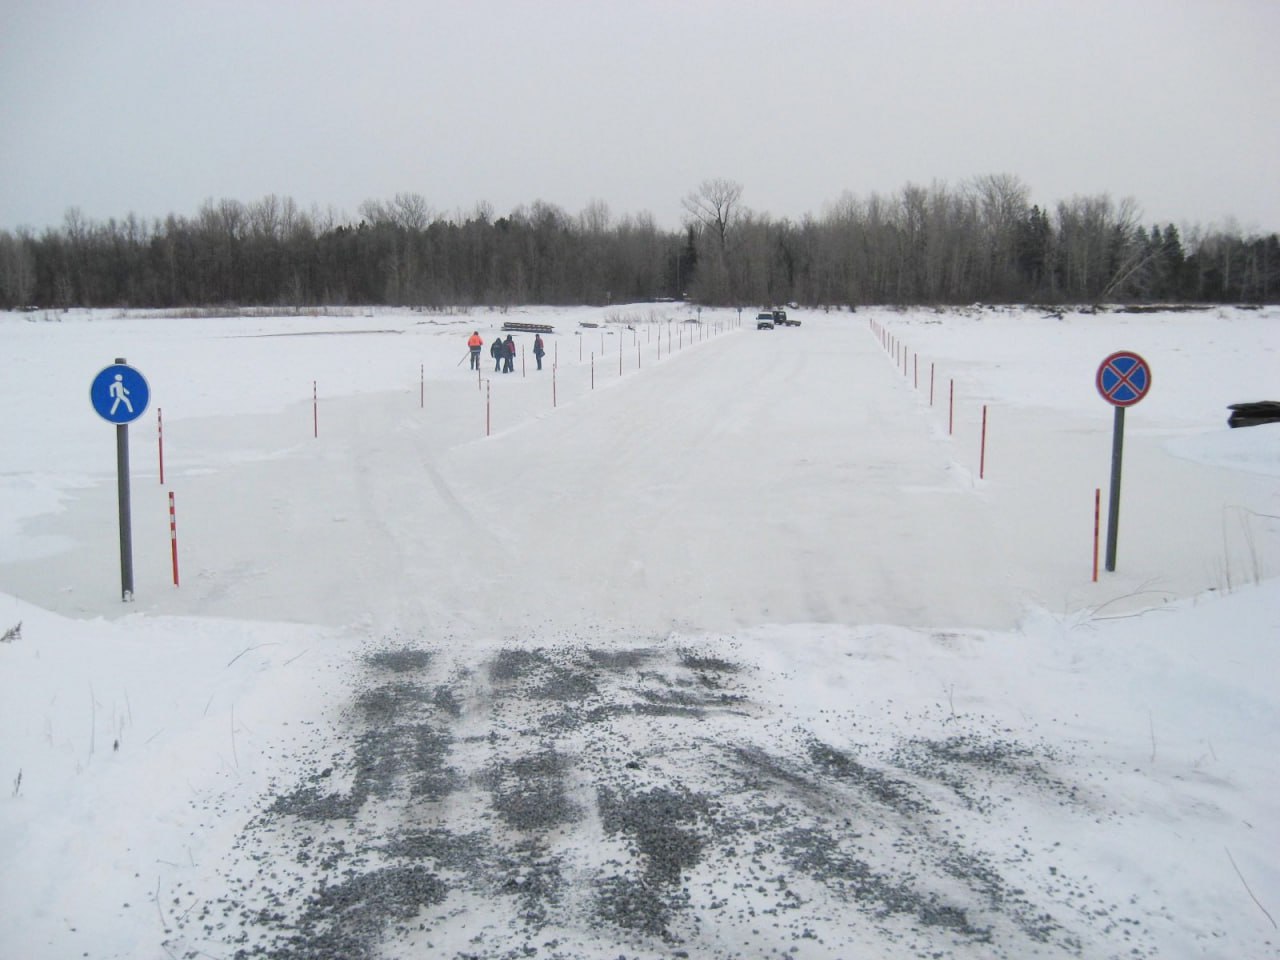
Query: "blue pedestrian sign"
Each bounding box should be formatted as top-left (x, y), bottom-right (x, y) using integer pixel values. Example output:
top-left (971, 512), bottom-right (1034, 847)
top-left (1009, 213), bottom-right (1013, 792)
top-left (90, 363), bottom-right (150, 424)
top-left (1096, 351), bottom-right (1152, 407)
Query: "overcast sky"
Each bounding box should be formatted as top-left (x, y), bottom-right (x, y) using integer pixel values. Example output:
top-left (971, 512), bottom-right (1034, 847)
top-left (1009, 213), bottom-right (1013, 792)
top-left (2, 0), bottom-right (1277, 235)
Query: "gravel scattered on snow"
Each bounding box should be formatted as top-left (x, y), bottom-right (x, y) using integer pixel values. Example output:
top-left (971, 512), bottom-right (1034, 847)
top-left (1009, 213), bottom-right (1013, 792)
top-left (167, 637), bottom-right (1158, 959)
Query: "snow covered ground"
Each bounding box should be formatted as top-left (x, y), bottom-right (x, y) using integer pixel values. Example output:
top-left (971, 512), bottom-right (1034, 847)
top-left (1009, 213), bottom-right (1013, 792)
top-left (0, 303), bottom-right (1277, 959)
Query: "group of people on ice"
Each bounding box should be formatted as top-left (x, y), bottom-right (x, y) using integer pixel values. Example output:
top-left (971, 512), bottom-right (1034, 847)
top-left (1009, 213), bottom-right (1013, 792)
top-left (467, 331), bottom-right (546, 373)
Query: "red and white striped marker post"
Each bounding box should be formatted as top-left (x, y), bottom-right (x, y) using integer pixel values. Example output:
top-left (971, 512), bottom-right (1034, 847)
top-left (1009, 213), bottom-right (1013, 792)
top-left (157, 407), bottom-right (165, 485)
top-left (930, 363), bottom-right (935, 406)
top-left (979, 405), bottom-right (988, 479)
top-left (485, 380), bottom-right (491, 437)
top-left (948, 380), bottom-right (955, 435)
top-left (312, 381), bottom-right (318, 438)
top-left (420, 363), bottom-right (424, 408)
top-left (168, 490), bottom-right (179, 587)
top-left (1092, 488), bottom-right (1101, 582)
top-left (552, 365), bottom-right (557, 408)
top-left (591, 353), bottom-right (595, 390)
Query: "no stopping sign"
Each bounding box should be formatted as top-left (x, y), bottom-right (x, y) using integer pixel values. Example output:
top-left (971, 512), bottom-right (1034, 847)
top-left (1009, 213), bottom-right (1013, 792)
top-left (1096, 351), bottom-right (1152, 407)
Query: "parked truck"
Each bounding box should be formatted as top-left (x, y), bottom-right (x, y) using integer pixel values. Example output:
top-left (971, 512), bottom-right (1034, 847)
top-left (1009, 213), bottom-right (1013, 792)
top-left (772, 309), bottom-right (800, 327)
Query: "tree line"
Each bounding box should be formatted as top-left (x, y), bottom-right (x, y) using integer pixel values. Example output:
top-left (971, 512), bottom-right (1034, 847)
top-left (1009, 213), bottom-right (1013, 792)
top-left (1, 175), bottom-right (1276, 310)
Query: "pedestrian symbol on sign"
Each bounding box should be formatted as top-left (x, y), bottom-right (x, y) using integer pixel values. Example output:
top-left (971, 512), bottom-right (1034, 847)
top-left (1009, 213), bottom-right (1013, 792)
top-left (109, 374), bottom-right (134, 416)
top-left (90, 363), bottom-right (149, 424)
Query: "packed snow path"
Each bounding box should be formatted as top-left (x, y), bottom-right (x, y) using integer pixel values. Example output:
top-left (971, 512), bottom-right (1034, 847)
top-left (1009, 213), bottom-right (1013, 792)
top-left (11, 309), bottom-right (1264, 635)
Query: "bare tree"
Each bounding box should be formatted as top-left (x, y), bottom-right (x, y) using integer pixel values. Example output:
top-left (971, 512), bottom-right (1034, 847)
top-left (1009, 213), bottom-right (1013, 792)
top-left (579, 198), bottom-right (611, 235)
top-left (971, 173), bottom-right (1030, 297)
top-left (358, 198), bottom-right (392, 226)
top-left (0, 229), bottom-right (37, 307)
top-left (249, 194), bottom-right (281, 239)
top-left (1054, 194), bottom-right (1141, 300)
top-left (682, 178), bottom-right (743, 250)
top-left (578, 199), bottom-right (611, 301)
top-left (392, 192), bottom-right (433, 231)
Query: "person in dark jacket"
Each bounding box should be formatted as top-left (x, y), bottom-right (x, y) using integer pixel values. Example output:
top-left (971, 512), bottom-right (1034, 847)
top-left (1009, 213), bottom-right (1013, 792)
top-left (533, 333), bottom-right (546, 370)
top-left (490, 336), bottom-right (504, 372)
top-left (503, 334), bottom-right (516, 373)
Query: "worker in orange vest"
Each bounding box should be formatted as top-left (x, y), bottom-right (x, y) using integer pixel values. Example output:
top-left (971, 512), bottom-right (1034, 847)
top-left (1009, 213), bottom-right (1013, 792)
top-left (467, 331), bottom-right (484, 370)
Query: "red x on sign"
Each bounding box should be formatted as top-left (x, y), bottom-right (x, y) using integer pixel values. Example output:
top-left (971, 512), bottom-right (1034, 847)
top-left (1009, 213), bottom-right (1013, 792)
top-left (1096, 351), bottom-right (1152, 407)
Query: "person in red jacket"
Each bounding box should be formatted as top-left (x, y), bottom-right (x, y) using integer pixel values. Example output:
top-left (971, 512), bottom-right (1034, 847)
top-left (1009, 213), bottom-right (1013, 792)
top-left (467, 331), bottom-right (483, 370)
top-left (503, 334), bottom-right (516, 374)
